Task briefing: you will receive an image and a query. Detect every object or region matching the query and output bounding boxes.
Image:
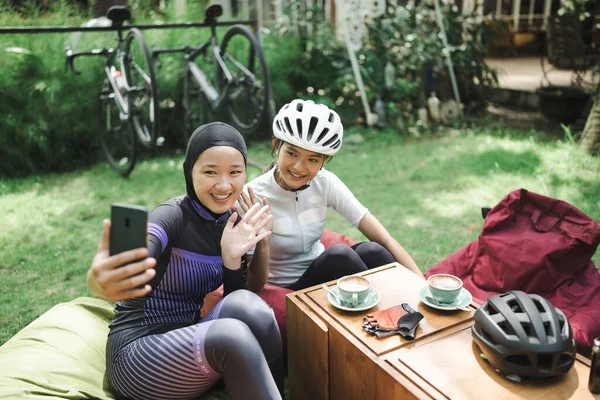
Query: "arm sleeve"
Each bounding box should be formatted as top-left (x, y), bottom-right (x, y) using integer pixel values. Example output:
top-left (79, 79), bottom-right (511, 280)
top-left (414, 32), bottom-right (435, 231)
top-left (324, 170), bottom-right (368, 227)
top-left (146, 202), bottom-right (182, 259)
top-left (222, 255), bottom-right (248, 296)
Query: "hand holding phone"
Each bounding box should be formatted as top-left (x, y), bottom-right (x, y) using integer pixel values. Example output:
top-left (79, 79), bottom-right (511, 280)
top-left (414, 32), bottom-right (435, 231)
top-left (88, 213), bottom-right (156, 301)
top-left (110, 203), bottom-right (148, 257)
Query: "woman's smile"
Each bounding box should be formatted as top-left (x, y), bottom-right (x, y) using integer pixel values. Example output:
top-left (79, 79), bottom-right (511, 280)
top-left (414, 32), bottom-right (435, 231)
top-left (211, 192), bottom-right (232, 203)
top-left (287, 170), bottom-right (307, 180)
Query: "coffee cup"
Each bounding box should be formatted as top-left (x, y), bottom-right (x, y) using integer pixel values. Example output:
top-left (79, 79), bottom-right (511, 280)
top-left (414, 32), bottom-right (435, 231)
top-left (427, 274), bottom-right (463, 304)
top-left (337, 275), bottom-right (371, 306)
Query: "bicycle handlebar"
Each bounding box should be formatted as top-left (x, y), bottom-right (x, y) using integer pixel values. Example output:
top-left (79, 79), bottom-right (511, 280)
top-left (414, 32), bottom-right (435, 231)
top-left (64, 47), bottom-right (109, 75)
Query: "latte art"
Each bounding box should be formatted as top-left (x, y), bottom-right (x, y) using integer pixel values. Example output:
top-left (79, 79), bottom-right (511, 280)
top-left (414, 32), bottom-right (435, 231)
top-left (430, 276), bottom-right (461, 290)
top-left (339, 276), bottom-right (369, 291)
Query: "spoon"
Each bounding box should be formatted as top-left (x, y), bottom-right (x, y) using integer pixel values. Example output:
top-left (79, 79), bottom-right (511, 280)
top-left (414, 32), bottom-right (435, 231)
top-left (322, 285), bottom-right (353, 307)
top-left (425, 296), bottom-right (471, 312)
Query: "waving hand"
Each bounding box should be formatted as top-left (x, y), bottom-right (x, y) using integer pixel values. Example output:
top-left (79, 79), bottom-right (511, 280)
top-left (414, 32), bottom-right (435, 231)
top-left (221, 202), bottom-right (272, 270)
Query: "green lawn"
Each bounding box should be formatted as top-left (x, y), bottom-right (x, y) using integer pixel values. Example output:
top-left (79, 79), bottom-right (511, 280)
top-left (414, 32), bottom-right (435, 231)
top-left (1, 126), bottom-right (599, 345)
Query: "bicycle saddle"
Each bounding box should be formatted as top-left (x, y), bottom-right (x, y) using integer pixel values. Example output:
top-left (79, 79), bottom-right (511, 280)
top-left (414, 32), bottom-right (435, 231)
top-left (204, 3), bottom-right (223, 24)
top-left (107, 6), bottom-right (131, 25)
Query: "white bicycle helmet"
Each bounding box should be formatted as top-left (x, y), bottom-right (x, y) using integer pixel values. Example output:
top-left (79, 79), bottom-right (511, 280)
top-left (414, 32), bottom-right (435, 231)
top-left (273, 99), bottom-right (343, 156)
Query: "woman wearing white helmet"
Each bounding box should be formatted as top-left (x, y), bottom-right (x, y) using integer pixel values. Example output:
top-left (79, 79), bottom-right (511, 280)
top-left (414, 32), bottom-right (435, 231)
top-left (239, 99), bottom-right (423, 290)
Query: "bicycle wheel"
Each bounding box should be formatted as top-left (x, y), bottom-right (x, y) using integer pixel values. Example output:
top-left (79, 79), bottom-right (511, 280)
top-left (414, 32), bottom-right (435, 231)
top-left (98, 80), bottom-right (137, 177)
top-left (122, 27), bottom-right (159, 150)
top-left (182, 67), bottom-right (208, 145)
top-left (217, 25), bottom-right (270, 137)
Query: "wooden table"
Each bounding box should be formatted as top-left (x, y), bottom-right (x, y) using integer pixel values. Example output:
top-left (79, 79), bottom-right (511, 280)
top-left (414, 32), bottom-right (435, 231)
top-left (286, 263), bottom-right (599, 400)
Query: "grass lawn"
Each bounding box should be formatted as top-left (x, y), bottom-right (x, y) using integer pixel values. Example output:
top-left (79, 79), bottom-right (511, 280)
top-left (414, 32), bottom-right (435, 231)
top-left (1, 125), bottom-right (599, 345)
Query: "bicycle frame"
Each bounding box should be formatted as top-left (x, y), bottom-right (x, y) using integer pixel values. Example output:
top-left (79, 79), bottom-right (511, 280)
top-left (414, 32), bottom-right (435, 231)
top-left (189, 40), bottom-right (234, 112)
top-left (65, 29), bottom-right (148, 121)
top-left (153, 25), bottom-right (257, 113)
top-left (103, 41), bottom-right (130, 120)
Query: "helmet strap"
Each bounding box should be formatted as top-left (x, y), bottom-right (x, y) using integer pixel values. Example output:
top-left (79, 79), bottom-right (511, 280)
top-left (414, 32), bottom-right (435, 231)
top-left (290, 183), bottom-right (311, 192)
top-left (274, 166), bottom-right (311, 192)
top-left (319, 156), bottom-right (330, 170)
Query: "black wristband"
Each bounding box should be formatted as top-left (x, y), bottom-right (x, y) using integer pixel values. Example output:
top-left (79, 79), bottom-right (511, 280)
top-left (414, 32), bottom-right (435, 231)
top-left (222, 262), bottom-right (247, 296)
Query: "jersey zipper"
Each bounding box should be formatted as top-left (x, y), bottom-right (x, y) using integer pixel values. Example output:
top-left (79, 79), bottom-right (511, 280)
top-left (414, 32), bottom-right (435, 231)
top-left (213, 219), bottom-right (220, 252)
top-left (295, 190), bottom-right (306, 252)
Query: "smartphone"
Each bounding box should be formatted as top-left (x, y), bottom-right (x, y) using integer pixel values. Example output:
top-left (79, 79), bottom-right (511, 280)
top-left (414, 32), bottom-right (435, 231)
top-left (109, 203), bottom-right (148, 257)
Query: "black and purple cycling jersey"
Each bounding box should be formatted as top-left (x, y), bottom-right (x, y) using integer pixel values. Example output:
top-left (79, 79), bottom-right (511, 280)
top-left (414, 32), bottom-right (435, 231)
top-left (105, 123), bottom-right (284, 400)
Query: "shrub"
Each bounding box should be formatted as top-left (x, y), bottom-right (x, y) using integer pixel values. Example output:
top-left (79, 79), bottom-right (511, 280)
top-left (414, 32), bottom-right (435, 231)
top-left (0, 2), bottom-right (251, 177)
top-left (266, 0), bottom-right (498, 129)
top-left (0, 14), bottom-right (105, 177)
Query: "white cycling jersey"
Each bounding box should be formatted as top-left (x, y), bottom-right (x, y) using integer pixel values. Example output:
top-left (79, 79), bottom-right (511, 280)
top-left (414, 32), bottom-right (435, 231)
top-left (245, 167), bottom-right (368, 287)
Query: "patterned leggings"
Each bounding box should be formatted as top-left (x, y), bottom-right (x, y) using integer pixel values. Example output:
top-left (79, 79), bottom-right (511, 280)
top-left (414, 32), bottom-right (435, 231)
top-left (106, 290), bottom-right (284, 400)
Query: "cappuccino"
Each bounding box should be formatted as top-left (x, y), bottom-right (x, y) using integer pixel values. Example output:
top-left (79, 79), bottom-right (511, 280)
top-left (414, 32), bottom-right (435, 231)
top-left (427, 274), bottom-right (463, 304)
top-left (339, 276), bottom-right (370, 292)
top-left (336, 275), bottom-right (371, 306)
top-left (430, 275), bottom-right (461, 290)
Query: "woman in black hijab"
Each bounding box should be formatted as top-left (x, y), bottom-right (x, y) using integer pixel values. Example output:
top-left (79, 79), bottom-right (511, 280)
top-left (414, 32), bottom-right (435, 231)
top-left (88, 123), bottom-right (284, 400)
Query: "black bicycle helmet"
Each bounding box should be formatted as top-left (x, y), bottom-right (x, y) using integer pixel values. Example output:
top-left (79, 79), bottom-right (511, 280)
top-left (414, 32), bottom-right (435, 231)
top-left (472, 290), bottom-right (576, 379)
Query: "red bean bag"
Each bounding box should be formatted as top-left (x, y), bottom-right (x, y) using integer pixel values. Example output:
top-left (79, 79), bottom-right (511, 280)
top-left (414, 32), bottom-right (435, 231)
top-left (200, 229), bottom-right (357, 353)
top-left (425, 189), bottom-right (600, 355)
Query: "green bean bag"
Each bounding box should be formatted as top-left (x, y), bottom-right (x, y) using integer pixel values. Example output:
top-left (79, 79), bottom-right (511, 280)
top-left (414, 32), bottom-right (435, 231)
top-left (0, 297), bottom-right (230, 400)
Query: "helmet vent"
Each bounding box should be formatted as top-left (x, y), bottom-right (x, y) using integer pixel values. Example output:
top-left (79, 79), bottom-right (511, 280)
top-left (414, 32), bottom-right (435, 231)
top-left (332, 140), bottom-right (342, 149)
top-left (498, 321), bottom-right (516, 336)
top-left (276, 120), bottom-right (283, 133)
top-left (543, 321), bottom-right (552, 336)
top-left (296, 102), bottom-right (303, 112)
top-left (316, 128), bottom-right (329, 143)
top-left (506, 354), bottom-right (531, 367)
top-left (284, 117), bottom-right (294, 137)
top-left (296, 119), bottom-right (303, 139)
top-left (558, 318), bottom-right (565, 332)
top-left (533, 299), bottom-right (546, 312)
top-left (521, 321), bottom-right (534, 337)
top-left (322, 134), bottom-right (339, 147)
top-left (537, 354), bottom-right (553, 373)
top-left (308, 117), bottom-right (318, 141)
top-left (507, 299), bottom-right (523, 313)
top-left (328, 112), bottom-right (335, 123)
top-left (486, 302), bottom-right (500, 316)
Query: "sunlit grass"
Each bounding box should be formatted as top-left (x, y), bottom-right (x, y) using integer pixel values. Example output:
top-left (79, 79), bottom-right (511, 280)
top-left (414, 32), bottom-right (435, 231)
top-left (1, 127), bottom-right (599, 345)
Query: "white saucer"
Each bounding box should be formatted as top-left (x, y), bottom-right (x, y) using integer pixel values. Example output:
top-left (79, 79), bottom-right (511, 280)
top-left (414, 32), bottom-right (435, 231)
top-left (327, 286), bottom-right (380, 312)
top-left (419, 285), bottom-right (472, 311)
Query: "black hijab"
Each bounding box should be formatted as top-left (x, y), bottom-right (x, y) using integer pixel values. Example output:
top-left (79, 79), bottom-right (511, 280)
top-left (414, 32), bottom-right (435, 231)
top-left (183, 122), bottom-right (247, 205)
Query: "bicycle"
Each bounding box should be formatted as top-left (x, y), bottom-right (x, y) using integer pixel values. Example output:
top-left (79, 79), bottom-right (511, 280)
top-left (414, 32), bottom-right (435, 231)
top-left (65, 6), bottom-right (159, 177)
top-left (152, 4), bottom-right (270, 143)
